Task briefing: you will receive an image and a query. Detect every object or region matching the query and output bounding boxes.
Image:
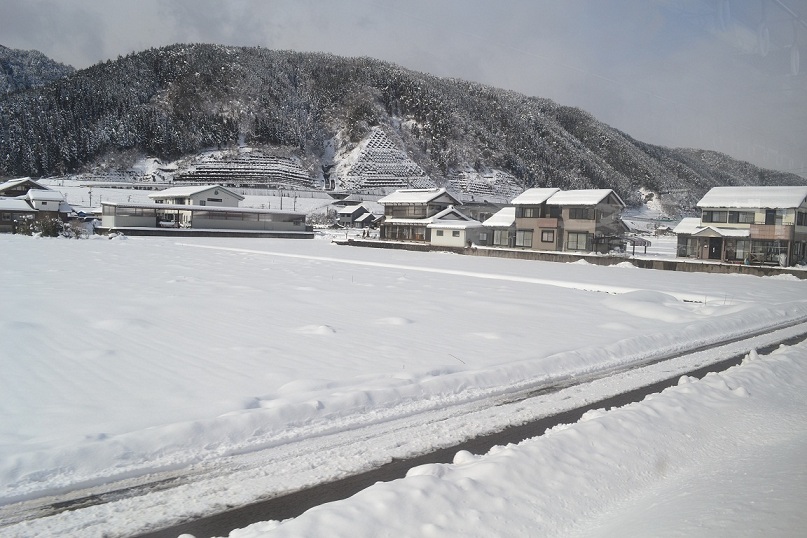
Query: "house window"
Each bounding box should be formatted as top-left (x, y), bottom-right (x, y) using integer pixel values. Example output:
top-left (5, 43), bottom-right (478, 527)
top-left (568, 207), bottom-right (592, 220)
top-left (515, 230), bottom-right (533, 248)
top-left (798, 211), bottom-right (807, 226)
top-left (207, 198), bottom-right (223, 203)
top-left (728, 211), bottom-right (754, 224)
top-left (199, 200), bottom-right (206, 206)
top-left (436, 230), bottom-right (444, 236)
top-left (702, 210), bottom-right (728, 223)
top-left (567, 232), bottom-right (589, 251)
top-left (493, 229), bottom-right (509, 246)
top-left (452, 230), bottom-right (460, 237)
top-left (541, 230), bottom-right (555, 243)
top-left (519, 207), bottom-right (537, 218)
top-left (2, 213), bottom-right (10, 221)
top-left (41, 201), bottom-right (48, 206)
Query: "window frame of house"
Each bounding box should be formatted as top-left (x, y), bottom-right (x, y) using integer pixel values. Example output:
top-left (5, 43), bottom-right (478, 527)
top-left (728, 211), bottom-right (754, 224)
top-left (452, 230), bottom-right (461, 237)
top-left (702, 210), bottom-right (728, 223)
top-left (493, 229), bottom-right (509, 246)
top-left (515, 229), bottom-right (533, 248)
top-left (519, 207), bottom-right (537, 218)
top-left (568, 207), bottom-right (593, 220)
top-left (435, 230), bottom-right (444, 236)
top-left (541, 230), bottom-right (555, 243)
top-left (797, 211), bottom-right (807, 226)
top-left (566, 232), bottom-right (589, 251)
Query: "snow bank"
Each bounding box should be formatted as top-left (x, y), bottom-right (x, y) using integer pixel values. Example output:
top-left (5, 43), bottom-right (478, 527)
top-left (233, 342), bottom-right (807, 537)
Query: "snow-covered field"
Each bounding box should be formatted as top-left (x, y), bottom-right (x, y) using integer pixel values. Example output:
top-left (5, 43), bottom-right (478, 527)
top-left (1, 229), bottom-right (806, 536)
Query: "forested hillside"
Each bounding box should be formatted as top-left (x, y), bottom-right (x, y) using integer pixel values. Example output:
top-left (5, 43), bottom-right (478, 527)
top-left (0, 43), bottom-right (803, 209)
top-left (0, 45), bottom-right (74, 95)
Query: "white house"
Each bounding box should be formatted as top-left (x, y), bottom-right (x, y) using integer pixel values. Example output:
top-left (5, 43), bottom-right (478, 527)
top-left (148, 185), bottom-right (244, 207)
top-left (427, 207), bottom-right (484, 247)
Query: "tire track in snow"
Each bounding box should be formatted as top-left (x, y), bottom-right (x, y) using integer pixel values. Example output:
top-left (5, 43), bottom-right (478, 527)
top-left (175, 243), bottom-right (724, 303)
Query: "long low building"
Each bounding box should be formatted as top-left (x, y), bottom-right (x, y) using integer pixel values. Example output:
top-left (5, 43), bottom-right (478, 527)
top-left (101, 201), bottom-right (311, 235)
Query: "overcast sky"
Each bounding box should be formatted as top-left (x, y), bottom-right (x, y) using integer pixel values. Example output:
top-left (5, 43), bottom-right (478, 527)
top-left (2, 0), bottom-right (805, 177)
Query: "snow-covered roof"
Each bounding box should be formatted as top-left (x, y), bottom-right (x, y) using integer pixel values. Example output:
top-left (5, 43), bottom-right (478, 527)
top-left (26, 190), bottom-right (65, 202)
top-left (510, 188), bottom-right (560, 205)
top-left (546, 189), bottom-right (625, 207)
top-left (0, 177), bottom-right (49, 193)
top-left (0, 198), bottom-right (36, 212)
top-left (696, 186), bottom-right (807, 209)
top-left (377, 188), bottom-right (458, 205)
top-left (427, 220), bottom-right (483, 229)
top-left (355, 212), bottom-right (377, 222)
top-left (148, 185), bottom-right (245, 201)
top-left (101, 201), bottom-right (303, 217)
top-left (482, 206), bottom-right (516, 228)
top-left (672, 217), bottom-right (750, 238)
top-left (337, 204), bottom-right (366, 215)
top-left (672, 217), bottom-right (703, 235)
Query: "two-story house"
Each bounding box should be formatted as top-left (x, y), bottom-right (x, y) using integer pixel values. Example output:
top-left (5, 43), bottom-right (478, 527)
top-left (511, 188), bottom-right (561, 249)
top-left (378, 188), bottom-right (462, 241)
top-left (674, 186), bottom-right (807, 265)
top-left (511, 188), bottom-right (626, 253)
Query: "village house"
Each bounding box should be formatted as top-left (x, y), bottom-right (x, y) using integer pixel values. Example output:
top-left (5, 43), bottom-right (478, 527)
top-left (481, 206), bottom-right (516, 247)
top-left (427, 209), bottom-right (484, 247)
top-left (377, 187), bottom-right (461, 241)
top-left (510, 188), bottom-right (626, 252)
top-left (102, 184), bottom-right (309, 234)
top-left (511, 188), bottom-right (561, 249)
top-left (336, 204), bottom-right (371, 228)
top-left (0, 178), bottom-right (74, 232)
top-left (0, 199), bottom-right (37, 233)
top-left (674, 186), bottom-right (807, 266)
top-left (0, 177), bottom-right (52, 198)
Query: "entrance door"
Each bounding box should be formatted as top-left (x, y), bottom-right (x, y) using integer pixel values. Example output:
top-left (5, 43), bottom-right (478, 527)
top-left (708, 237), bottom-right (723, 259)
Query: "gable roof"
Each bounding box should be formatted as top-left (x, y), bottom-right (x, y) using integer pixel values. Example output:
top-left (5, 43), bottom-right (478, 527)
top-left (26, 190), bottom-right (65, 202)
top-left (427, 207), bottom-right (483, 229)
top-left (148, 185), bottom-right (245, 201)
top-left (546, 189), bottom-right (626, 207)
top-left (0, 198), bottom-right (37, 212)
top-left (510, 188), bottom-right (560, 205)
top-left (482, 206), bottom-right (516, 227)
top-left (0, 177), bottom-right (51, 195)
top-left (672, 217), bottom-right (750, 238)
top-left (696, 186), bottom-right (807, 209)
top-left (337, 204), bottom-right (367, 215)
top-left (377, 187), bottom-right (459, 206)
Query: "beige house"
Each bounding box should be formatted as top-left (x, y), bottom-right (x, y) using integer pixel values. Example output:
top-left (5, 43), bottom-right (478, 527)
top-left (510, 188), bottom-right (626, 252)
top-left (674, 186), bottom-right (807, 265)
top-left (378, 188), bottom-right (461, 241)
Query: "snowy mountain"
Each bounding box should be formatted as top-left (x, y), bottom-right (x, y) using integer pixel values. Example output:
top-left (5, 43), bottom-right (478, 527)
top-left (0, 43), bottom-right (804, 212)
top-left (0, 44), bottom-right (74, 95)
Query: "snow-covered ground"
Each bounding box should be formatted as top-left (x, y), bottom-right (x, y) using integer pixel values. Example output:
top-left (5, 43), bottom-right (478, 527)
top-left (233, 342), bottom-right (807, 538)
top-left (1, 226), bottom-right (806, 536)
